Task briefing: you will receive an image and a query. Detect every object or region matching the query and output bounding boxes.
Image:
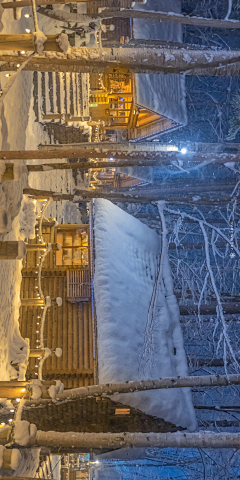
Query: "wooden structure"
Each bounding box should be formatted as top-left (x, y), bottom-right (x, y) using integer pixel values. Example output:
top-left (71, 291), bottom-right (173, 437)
top-left (19, 217), bottom-right (97, 389)
top-left (88, 164), bottom-right (143, 189)
top-left (34, 71), bottom-right (89, 124)
top-left (22, 395), bottom-right (179, 435)
top-left (90, 71), bottom-right (179, 140)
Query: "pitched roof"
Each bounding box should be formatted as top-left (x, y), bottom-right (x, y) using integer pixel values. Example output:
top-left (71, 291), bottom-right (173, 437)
top-left (133, 0), bottom-right (187, 127)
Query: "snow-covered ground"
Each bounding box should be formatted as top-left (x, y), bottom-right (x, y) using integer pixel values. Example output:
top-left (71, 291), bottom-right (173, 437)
top-left (0, 0), bottom-right (84, 386)
top-left (0, 3), bottom-right (37, 385)
top-left (93, 199), bottom-right (196, 430)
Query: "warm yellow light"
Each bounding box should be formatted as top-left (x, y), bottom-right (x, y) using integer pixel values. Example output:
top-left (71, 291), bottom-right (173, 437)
top-left (1, 422), bottom-right (5, 426)
top-left (16, 398), bottom-right (20, 403)
top-left (25, 29), bottom-right (30, 33)
top-left (24, 13), bottom-right (30, 17)
top-left (21, 51), bottom-right (25, 54)
top-left (21, 388), bottom-right (26, 392)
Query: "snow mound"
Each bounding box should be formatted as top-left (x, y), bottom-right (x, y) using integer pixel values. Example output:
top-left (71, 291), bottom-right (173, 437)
top-left (18, 196), bottom-right (37, 240)
top-left (48, 380), bottom-right (64, 400)
top-left (30, 379), bottom-right (43, 401)
top-left (34, 31), bottom-right (47, 56)
top-left (14, 420), bottom-right (37, 446)
top-left (56, 33), bottom-right (71, 54)
top-left (94, 199), bottom-right (196, 430)
top-left (9, 335), bottom-right (29, 381)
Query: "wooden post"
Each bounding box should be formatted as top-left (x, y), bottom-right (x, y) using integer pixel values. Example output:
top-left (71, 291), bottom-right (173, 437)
top-left (0, 478), bottom-right (47, 480)
top-left (0, 241), bottom-right (26, 260)
top-left (2, 0), bottom-right (93, 8)
top-left (43, 114), bottom-right (62, 121)
top-left (21, 297), bottom-right (62, 307)
top-left (0, 427), bottom-right (11, 446)
top-left (0, 34), bottom-right (62, 53)
top-left (0, 382), bottom-right (29, 400)
top-left (29, 430), bottom-right (240, 450)
top-left (26, 243), bottom-right (60, 252)
top-left (25, 244), bottom-right (47, 252)
top-left (2, 163), bottom-right (14, 180)
top-left (23, 187), bottom-right (232, 207)
top-left (29, 348), bottom-right (45, 358)
top-left (2, 144), bottom-right (240, 165)
top-left (2, 449), bottom-right (21, 469)
top-left (21, 298), bottom-right (45, 307)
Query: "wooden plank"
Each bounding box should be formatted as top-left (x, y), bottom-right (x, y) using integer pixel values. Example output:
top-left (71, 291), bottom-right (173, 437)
top-left (51, 276), bottom-right (59, 372)
top-left (67, 301), bottom-right (73, 373)
top-left (62, 280), bottom-right (68, 375)
top-left (49, 226), bottom-right (55, 269)
top-left (67, 378), bottom-right (73, 389)
top-left (28, 307), bottom-right (35, 372)
top-left (84, 374), bottom-right (89, 387)
top-left (78, 307), bottom-right (84, 371)
top-left (56, 277), bottom-right (64, 373)
top-left (72, 304), bottom-right (79, 371)
top-left (83, 303), bottom-right (89, 370)
top-left (45, 277), bottom-right (53, 372)
top-left (88, 302), bottom-right (93, 370)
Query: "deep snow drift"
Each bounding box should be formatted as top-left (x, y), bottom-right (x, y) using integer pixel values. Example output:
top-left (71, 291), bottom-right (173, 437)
top-left (93, 199), bottom-right (196, 430)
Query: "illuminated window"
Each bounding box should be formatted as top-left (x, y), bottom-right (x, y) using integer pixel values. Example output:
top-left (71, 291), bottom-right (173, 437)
top-left (56, 228), bottom-right (89, 267)
top-left (115, 408), bottom-right (130, 415)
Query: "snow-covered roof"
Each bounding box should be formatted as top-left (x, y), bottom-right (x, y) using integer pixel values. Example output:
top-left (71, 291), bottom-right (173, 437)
top-left (133, 0), bottom-right (187, 127)
top-left (93, 199), bottom-right (196, 430)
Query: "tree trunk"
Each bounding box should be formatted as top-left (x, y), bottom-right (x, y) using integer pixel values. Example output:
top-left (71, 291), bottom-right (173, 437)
top-left (0, 53), bottom-right (239, 76)
top-left (2, 143), bottom-right (240, 165)
top-left (180, 303), bottom-right (240, 315)
top-left (26, 159), bottom-right (166, 172)
top-left (2, 0), bottom-right (87, 8)
top-left (39, 6), bottom-right (240, 30)
top-left (29, 431), bottom-right (240, 449)
top-left (22, 187), bottom-right (234, 206)
top-left (25, 373), bottom-right (240, 406)
top-left (169, 241), bottom-right (238, 250)
top-left (1, 39), bottom-right (240, 75)
top-left (189, 358), bottom-right (240, 367)
top-left (93, 9), bottom-right (240, 30)
top-left (42, 45), bottom-right (240, 75)
top-left (0, 34), bottom-right (63, 53)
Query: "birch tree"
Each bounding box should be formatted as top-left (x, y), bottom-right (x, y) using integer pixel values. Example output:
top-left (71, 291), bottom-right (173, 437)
top-left (28, 430), bottom-right (240, 450)
top-left (38, 6), bottom-right (240, 30)
top-left (2, 37), bottom-right (240, 75)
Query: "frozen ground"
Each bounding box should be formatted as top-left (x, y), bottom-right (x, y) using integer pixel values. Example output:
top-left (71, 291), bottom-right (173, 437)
top-left (93, 199), bottom-right (196, 430)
